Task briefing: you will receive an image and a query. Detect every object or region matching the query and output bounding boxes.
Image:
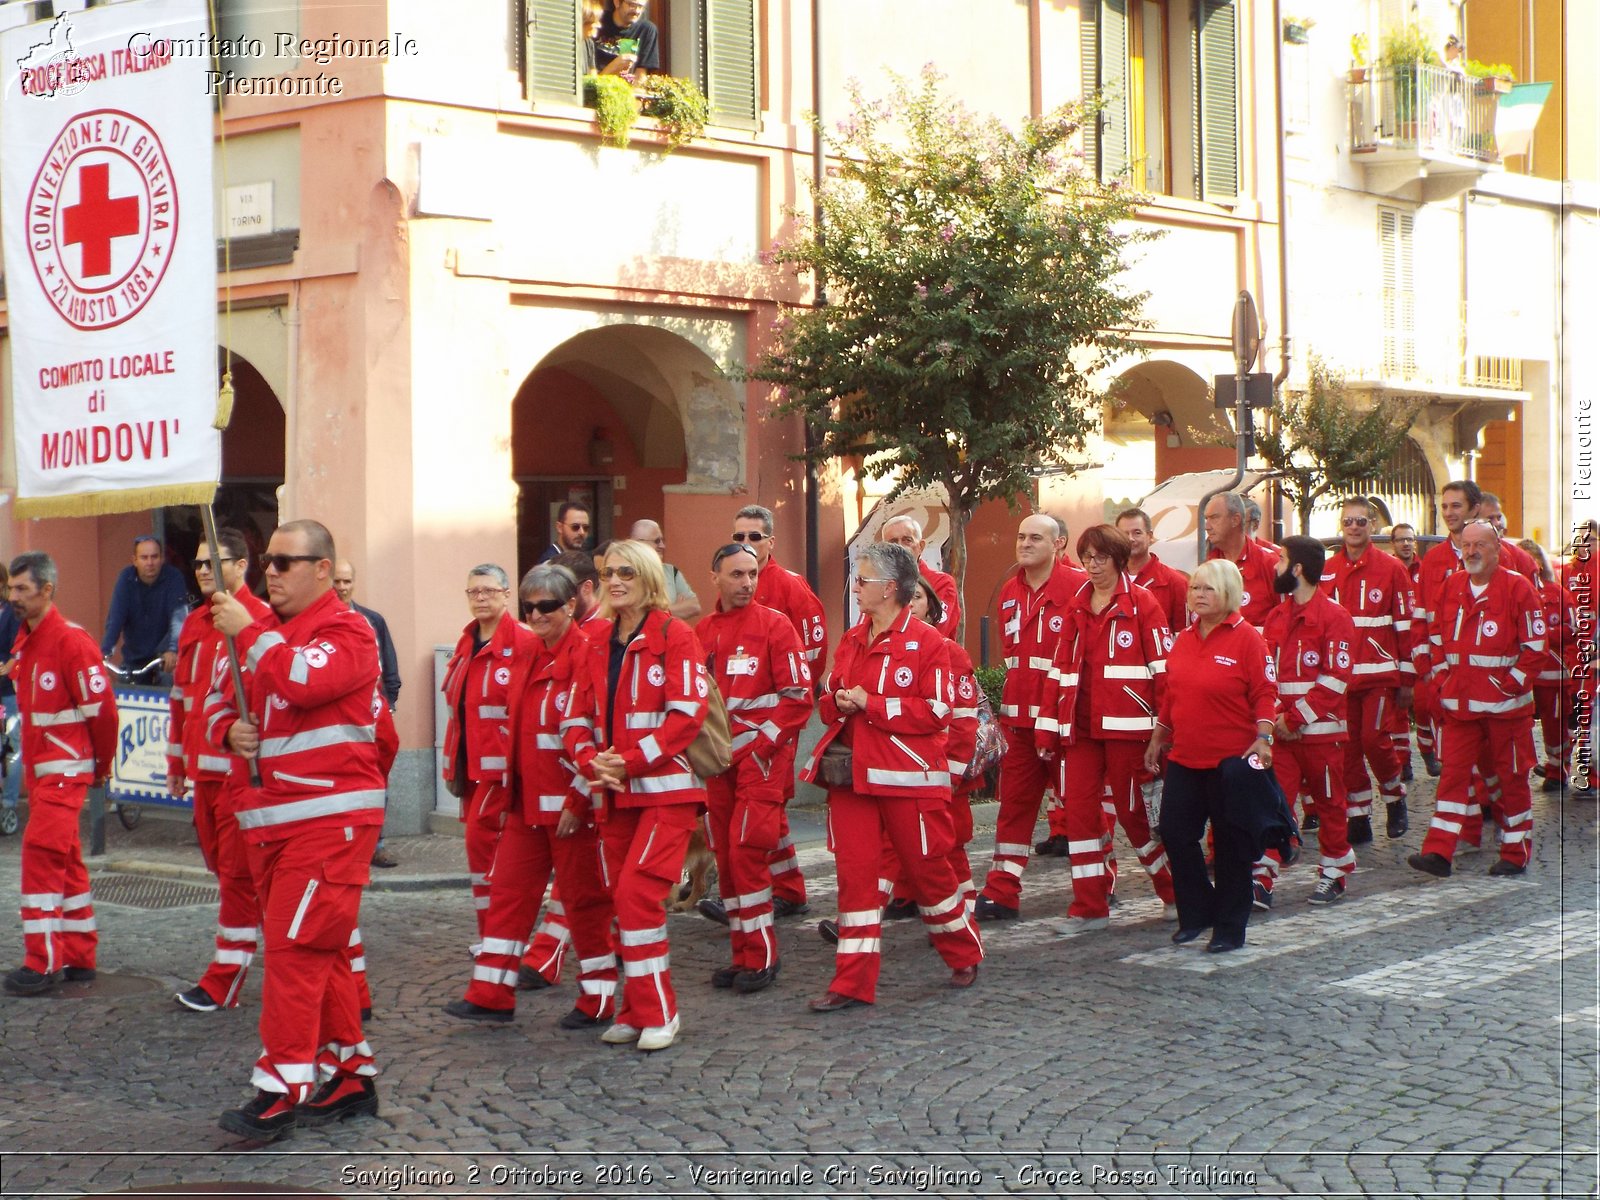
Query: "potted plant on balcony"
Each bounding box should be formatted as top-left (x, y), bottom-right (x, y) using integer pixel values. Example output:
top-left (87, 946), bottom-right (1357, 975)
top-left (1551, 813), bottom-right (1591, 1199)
top-left (640, 75), bottom-right (709, 151)
top-left (1282, 15), bottom-right (1314, 45)
top-left (1379, 23), bottom-right (1440, 137)
top-left (1465, 59), bottom-right (1515, 95)
top-left (1348, 33), bottom-right (1369, 83)
top-left (585, 72), bottom-right (639, 149)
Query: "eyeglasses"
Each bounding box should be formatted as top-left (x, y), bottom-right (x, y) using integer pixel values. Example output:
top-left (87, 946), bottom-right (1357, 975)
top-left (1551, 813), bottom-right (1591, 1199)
top-left (1341, 517), bottom-right (1370, 527)
top-left (1081, 553), bottom-right (1111, 565)
top-left (260, 553), bottom-right (322, 572)
top-left (563, 522), bottom-right (591, 532)
top-left (600, 565), bottom-right (638, 581)
top-left (856, 576), bottom-right (892, 586)
top-left (465, 587), bottom-right (507, 600)
top-left (521, 597), bottom-right (566, 617)
top-left (712, 544), bottom-right (757, 570)
top-left (730, 531), bottom-right (768, 543)
top-left (192, 557), bottom-right (235, 571)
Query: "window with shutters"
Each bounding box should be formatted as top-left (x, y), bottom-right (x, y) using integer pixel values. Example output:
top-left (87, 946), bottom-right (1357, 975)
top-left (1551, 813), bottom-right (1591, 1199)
top-left (1379, 206), bottom-right (1417, 379)
top-left (1080, 0), bottom-right (1237, 202)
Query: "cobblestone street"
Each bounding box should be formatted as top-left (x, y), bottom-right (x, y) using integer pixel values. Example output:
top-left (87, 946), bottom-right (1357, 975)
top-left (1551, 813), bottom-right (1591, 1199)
top-left (1, 777), bottom-right (1595, 1198)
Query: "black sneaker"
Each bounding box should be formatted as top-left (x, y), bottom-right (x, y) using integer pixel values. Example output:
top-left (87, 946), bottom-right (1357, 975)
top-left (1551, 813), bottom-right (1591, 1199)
top-left (1033, 834), bottom-right (1070, 857)
top-left (696, 897), bottom-right (730, 926)
top-left (360, 1007), bottom-right (372, 1022)
top-left (1408, 851), bottom-right (1452, 878)
top-left (1301, 810), bottom-right (1320, 831)
top-left (711, 965), bottom-right (740, 989)
top-left (734, 962), bottom-right (780, 994)
top-left (882, 897), bottom-right (918, 921)
top-left (62, 966), bottom-right (96, 983)
top-left (517, 965), bottom-right (554, 990)
top-left (973, 895), bottom-right (1019, 922)
top-left (443, 998), bottom-right (513, 1023)
top-left (1308, 877), bottom-right (1346, 905)
top-left (296, 1075), bottom-right (378, 1127)
top-left (1251, 882), bottom-right (1273, 911)
top-left (1541, 775), bottom-right (1565, 793)
top-left (4, 967), bottom-right (59, 996)
top-left (174, 985), bottom-right (220, 1012)
top-left (1422, 751), bottom-right (1441, 778)
top-left (219, 1089), bottom-right (297, 1142)
top-left (1347, 815), bottom-right (1373, 846)
top-left (1488, 859), bottom-right (1526, 877)
top-left (817, 919), bottom-right (839, 945)
top-left (1401, 762), bottom-right (1414, 783)
top-left (1386, 800), bottom-right (1410, 839)
top-left (558, 1006), bottom-right (603, 1029)
top-left (772, 896), bottom-right (810, 918)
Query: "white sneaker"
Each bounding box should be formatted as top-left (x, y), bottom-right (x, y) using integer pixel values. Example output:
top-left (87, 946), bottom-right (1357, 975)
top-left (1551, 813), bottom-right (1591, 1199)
top-left (637, 1014), bottom-right (680, 1052)
top-left (599, 1022), bottom-right (640, 1045)
top-left (1053, 916), bottom-right (1110, 937)
top-left (1162, 903), bottom-right (1179, 922)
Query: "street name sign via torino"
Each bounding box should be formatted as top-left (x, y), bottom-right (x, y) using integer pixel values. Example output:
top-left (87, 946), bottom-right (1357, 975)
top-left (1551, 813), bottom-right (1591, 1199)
top-left (1, 0), bottom-right (218, 517)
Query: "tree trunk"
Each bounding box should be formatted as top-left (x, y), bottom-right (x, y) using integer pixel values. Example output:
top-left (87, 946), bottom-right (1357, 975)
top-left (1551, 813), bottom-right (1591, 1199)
top-left (1298, 496), bottom-right (1315, 535)
top-left (945, 490), bottom-right (971, 645)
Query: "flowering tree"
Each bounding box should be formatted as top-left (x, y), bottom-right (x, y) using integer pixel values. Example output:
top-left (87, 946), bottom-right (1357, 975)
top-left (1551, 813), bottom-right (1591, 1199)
top-left (745, 68), bottom-right (1152, 623)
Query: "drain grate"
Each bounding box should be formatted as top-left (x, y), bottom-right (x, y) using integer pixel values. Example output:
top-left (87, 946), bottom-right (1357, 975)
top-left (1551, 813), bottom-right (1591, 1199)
top-left (90, 873), bottom-right (220, 910)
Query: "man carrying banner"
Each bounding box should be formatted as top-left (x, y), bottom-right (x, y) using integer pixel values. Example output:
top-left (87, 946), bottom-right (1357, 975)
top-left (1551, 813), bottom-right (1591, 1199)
top-left (207, 520), bottom-right (385, 1141)
top-left (3, 552), bottom-right (117, 995)
top-left (168, 527), bottom-right (271, 1012)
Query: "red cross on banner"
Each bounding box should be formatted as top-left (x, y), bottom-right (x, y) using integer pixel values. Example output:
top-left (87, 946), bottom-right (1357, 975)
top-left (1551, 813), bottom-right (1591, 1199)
top-left (62, 162), bottom-right (141, 278)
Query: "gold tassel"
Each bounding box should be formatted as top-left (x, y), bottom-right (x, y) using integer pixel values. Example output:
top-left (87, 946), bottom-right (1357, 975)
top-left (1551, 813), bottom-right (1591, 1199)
top-left (213, 371), bottom-right (235, 431)
top-left (15, 482), bottom-right (220, 519)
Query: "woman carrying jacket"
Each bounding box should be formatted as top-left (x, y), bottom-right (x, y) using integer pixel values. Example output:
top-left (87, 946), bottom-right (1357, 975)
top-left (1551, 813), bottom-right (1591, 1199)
top-left (573, 540), bottom-right (708, 1052)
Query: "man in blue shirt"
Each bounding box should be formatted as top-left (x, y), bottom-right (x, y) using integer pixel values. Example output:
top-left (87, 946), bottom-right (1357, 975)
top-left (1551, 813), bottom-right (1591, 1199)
top-left (101, 536), bottom-right (188, 676)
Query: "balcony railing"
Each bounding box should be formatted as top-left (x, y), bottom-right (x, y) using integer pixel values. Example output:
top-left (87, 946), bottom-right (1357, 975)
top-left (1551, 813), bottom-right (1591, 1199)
top-left (1349, 64), bottom-right (1502, 163)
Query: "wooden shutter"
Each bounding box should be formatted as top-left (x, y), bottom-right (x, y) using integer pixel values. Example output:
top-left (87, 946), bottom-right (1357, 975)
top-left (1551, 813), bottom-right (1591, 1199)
top-left (1099, 0), bottom-right (1129, 180)
top-left (700, 0), bottom-right (760, 130)
top-left (527, 0), bottom-right (581, 105)
top-left (1379, 207), bottom-right (1417, 378)
top-left (1196, 0), bottom-right (1237, 200)
top-left (1080, 0), bottom-right (1100, 174)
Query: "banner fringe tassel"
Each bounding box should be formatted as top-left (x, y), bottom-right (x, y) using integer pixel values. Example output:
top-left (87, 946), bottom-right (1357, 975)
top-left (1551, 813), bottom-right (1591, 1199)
top-left (213, 371), bottom-right (235, 431)
top-left (14, 483), bottom-right (219, 520)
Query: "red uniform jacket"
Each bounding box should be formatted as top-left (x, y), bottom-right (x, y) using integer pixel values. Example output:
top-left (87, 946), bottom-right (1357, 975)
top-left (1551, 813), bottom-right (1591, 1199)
top-left (1208, 540), bottom-right (1284, 629)
top-left (997, 561), bottom-right (1087, 729)
top-left (946, 639), bottom-right (979, 779)
top-left (167, 590), bottom-right (272, 784)
top-left (1132, 553), bottom-right (1188, 633)
top-left (1158, 614), bottom-right (1278, 770)
top-left (12, 607), bottom-right (116, 789)
top-left (1038, 576), bottom-right (1171, 750)
top-left (1423, 569), bottom-right (1546, 721)
top-left (1532, 578), bottom-right (1579, 686)
top-left (754, 554), bottom-right (828, 675)
top-left (1263, 591), bottom-right (1356, 742)
top-left (504, 620), bottom-right (595, 825)
top-left (575, 609), bottom-right (709, 809)
top-left (205, 589), bottom-right (386, 842)
top-left (695, 600), bottom-right (812, 766)
top-left (1319, 545), bottom-right (1416, 692)
top-left (803, 608), bottom-right (953, 802)
top-left (921, 564), bottom-right (961, 638)
top-left (441, 610), bottom-right (538, 788)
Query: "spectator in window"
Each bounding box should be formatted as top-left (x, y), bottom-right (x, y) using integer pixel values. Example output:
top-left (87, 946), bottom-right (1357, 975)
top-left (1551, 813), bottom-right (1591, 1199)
top-left (583, 0), bottom-right (637, 75)
top-left (595, 0), bottom-right (660, 78)
top-left (101, 535), bottom-right (188, 678)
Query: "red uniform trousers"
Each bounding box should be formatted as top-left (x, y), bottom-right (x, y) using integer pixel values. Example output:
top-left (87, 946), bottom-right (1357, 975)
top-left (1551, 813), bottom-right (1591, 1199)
top-left (247, 824), bottom-right (378, 1102)
top-left (1533, 686), bottom-right (1571, 781)
top-left (1387, 691), bottom-right (1413, 759)
top-left (1422, 717), bottom-right (1535, 868)
top-left (825, 787), bottom-right (982, 1004)
top-left (522, 890), bottom-right (571, 984)
top-left (982, 727), bottom-right (1052, 908)
top-left (191, 778), bottom-right (260, 1008)
top-left (1059, 739), bottom-right (1173, 918)
top-left (464, 817), bottom-right (616, 1015)
top-left (888, 783), bottom-right (977, 909)
top-left (348, 926), bottom-right (371, 1014)
top-left (765, 745), bottom-right (807, 906)
top-left (463, 780), bottom-right (508, 941)
top-left (705, 761), bottom-right (785, 973)
top-left (1272, 741), bottom-right (1354, 883)
top-left (19, 782), bottom-right (96, 975)
top-left (1344, 689), bottom-right (1405, 819)
top-left (598, 803), bottom-right (698, 1029)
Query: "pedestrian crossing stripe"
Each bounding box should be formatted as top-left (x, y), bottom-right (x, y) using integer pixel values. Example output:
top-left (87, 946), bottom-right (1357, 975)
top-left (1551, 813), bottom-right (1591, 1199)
top-left (1333, 913), bottom-right (1598, 1000)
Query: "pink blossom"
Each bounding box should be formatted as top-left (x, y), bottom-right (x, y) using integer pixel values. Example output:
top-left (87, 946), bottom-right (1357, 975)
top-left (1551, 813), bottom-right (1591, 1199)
top-left (939, 223), bottom-right (956, 243)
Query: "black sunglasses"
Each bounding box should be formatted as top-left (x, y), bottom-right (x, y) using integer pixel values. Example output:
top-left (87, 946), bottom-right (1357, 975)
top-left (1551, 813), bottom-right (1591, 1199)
top-left (192, 557), bottom-right (236, 571)
top-left (260, 553), bottom-right (322, 572)
top-left (730, 531), bottom-right (768, 543)
top-left (521, 597), bottom-right (566, 617)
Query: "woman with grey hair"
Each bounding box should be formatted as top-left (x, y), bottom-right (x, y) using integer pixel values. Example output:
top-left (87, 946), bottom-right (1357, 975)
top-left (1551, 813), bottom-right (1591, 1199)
top-left (445, 563), bottom-right (618, 1031)
top-left (802, 542), bottom-right (983, 1012)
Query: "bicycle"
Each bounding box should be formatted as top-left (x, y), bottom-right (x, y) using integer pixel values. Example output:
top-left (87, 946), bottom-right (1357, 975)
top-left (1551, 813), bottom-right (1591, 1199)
top-left (101, 657), bottom-right (166, 830)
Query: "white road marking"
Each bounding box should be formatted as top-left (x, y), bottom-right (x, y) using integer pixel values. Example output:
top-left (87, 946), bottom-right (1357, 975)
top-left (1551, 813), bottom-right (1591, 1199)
top-left (1332, 913), bottom-right (1598, 1000)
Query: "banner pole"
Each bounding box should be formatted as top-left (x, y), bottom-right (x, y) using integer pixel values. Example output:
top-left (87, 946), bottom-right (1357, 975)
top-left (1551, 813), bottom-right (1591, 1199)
top-left (201, 504), bottom-right (259, 786)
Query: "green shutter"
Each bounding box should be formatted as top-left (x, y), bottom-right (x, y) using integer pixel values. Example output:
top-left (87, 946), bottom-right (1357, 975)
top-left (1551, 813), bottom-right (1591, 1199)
top-left (1099, 0), bottom-right (1129, 180)
top-left (527, 0), bottom-right (581, 105)
top-left (1196, 0), bottom-right (1237, 201)
top-left (702, 0), bottom-right (760, 130)
top-left (1080, 0), bottom-right (1099, 174)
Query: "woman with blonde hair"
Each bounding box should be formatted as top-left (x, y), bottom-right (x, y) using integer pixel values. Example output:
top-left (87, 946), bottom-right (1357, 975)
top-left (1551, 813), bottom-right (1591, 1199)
top-left (571, 540), bottom-right (707, 1051)
top-left (1145, 559), bottom-right (1278, 953)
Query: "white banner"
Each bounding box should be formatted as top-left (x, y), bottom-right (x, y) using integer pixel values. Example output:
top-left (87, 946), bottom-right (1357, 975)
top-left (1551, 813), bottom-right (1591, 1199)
top-left (1, 0), bottom-right (218, 517)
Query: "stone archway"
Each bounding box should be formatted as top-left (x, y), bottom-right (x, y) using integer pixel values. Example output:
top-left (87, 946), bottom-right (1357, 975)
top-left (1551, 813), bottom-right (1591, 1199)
top-left (1101, 359), bottom-right (1232, 516)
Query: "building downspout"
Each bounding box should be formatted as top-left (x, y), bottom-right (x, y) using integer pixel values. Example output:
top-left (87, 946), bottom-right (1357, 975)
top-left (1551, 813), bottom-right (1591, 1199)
top-left (802, 0), bottom-right (824, 593)
top-left (1269, 0), bottom-right (1291, 539)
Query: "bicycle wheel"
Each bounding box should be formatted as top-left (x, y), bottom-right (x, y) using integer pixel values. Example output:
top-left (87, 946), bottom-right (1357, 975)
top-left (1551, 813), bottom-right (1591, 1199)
top-left (116, 802), bottom-right (143, 831)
